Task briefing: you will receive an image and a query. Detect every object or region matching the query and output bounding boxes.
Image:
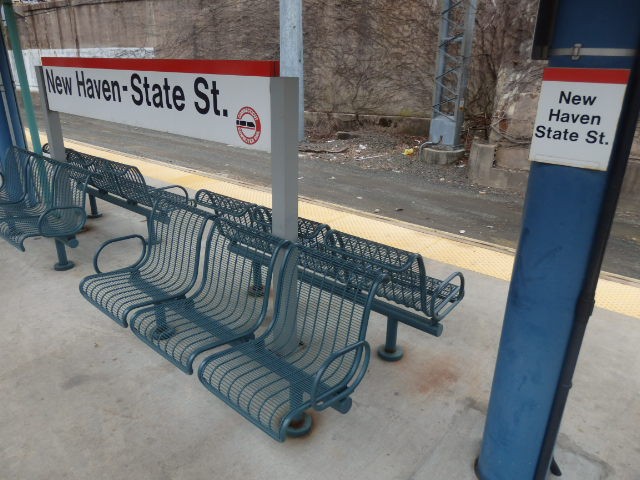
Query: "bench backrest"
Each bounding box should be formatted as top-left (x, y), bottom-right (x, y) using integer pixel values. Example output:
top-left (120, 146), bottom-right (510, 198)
top-left (0, 147), bottom-right (35, 203)
top-left (65, 148), bottom-right (158, 206)
top-left (194, 189), bottom-right (256, 227)
top-left (113, 164), bottom-right (154, 206)
top-left (248, 204), bottom-right (330, 247)
top-left (141, 198), bottom-right (212, 292)
top-left (65, 149), bottom-right (123, 195)
top-left (263, 245), bottom-right (387, 371)
top-left (50, 158), bottom-right (91, 208)
top-left (194, 189), bottom-right (330, 246)
top-left (186, 217), bottom-right (288, 329)
top-left (323, 229), bottom-right (427, 312)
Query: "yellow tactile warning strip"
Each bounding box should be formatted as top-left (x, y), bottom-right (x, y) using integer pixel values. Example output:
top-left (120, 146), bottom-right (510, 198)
top-left (43, 136), bottom-right (640, 319)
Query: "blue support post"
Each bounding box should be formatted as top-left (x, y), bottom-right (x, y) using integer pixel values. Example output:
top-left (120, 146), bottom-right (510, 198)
top-left (0, 28), bottom-right (26, 154)
top-left (477, 1), bottom-right (640, 479)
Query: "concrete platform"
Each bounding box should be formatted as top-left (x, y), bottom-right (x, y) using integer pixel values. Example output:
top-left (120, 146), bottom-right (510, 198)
top-left (1, 149), bottom-right (639, 479)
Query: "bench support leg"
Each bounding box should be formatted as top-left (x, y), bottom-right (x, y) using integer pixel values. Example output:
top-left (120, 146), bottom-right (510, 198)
top-left (332, 396), bottom-right (352, 414)
top-left (248, 261), bottom-right (265, 296)
top-left (285, 411), bottom-right (313, 438)
top-left (286, 388), bottom-right (313, 438)
top-left (53, 238), bottom-right (74, 271)
top-left (150, 305), bottom-right (176, 341)
top-left (377, 317), bottom-right (404, 362)
top-left (87, 194), bottom-right (102, 219)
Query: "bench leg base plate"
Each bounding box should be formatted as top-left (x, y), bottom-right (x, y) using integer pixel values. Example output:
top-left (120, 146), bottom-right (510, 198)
top-left (87, 213), bottom-right (103, 219)
top-left (377, 345), bottom-right (404, 362)
top-left (286, 412), bottom-right (313, 438)
top-left (54, 260), bottom-right (75, 271)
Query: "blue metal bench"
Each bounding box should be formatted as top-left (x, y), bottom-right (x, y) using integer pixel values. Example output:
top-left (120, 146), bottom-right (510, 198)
top-left (198, 244), bottom-right (388, 441)
top-left (44, 144), bottom-right (189, 218)
top-left (129, 218), bottom-right (288, 374)
top-left (195, 189), bottom-right (464, 360)
top-left (0, 150), bottom-right (91, 270)
top-left (79, 198), bottom-right (211, 327)
top-left (323, 229), bottom-right (465, 360)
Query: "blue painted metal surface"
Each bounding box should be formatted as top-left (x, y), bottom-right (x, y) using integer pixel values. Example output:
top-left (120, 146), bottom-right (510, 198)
top-left (477, 1), bottom-right (640, 478)
top-left (0, 147), bottom-right (32, 203)
top-left (198, 244), bottom-right (388, 441)
top-left (0, 32), bottom-right (25, 155)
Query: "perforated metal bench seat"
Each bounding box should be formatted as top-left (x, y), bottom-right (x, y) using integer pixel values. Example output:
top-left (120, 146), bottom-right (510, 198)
top-left (129, 219), bottom-right (287, 374)
top-left (80, 199), bottom-right (210, 327)
top-left (198, 244), bottom-right (388, 441)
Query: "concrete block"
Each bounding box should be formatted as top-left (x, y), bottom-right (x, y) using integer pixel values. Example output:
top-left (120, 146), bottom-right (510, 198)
top-left (469, 140), bottom-right (529, 191)
top-left (495, 147), bottom-right (531, 171)
top-left (420, 147), bottom-right (464, 165)
top-left (468, 141), bottom-right (496, 183)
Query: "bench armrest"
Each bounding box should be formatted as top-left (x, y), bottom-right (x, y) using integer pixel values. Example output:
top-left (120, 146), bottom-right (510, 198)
top-left (37, 206), bottom-right (86, 237)
top-left (431, 271), bottom-right (465, 322)
top-left (150, 184), bottom-right (190, 203)
top-left (93, 234), bottom-right (147, 274)
top-left (311, 340), bottom-right (370, 411)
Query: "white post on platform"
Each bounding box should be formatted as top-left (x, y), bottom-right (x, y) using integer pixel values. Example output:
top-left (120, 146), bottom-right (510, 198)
top-left (270, 76), bottom-right (299, 354)
top-left (280, 0), bottom-right (304, 141)
top-left (34, 66), bottom-right (65, 161)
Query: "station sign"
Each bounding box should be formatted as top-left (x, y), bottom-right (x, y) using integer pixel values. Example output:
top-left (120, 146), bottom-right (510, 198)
top-left (529, 67), bottom-right (630, 171)
top-left (41, 57), bottom-right (279, 152)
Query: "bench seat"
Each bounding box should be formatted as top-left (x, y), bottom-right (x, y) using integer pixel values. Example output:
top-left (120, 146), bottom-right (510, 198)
top-left (80, 199), bottom-right (210, 327)
top-left (199, 244), bottom-right (387, 441)
top-left (129, 219), bottom-right (287, 374)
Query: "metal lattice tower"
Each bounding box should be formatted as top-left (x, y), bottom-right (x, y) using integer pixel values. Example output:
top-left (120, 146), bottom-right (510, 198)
top-left (429, 0), bottom-right (477, 147)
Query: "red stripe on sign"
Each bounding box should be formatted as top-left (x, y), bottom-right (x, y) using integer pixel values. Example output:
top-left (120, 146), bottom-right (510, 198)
top-left (543, 67), bottom-right (630, 84)
top-left (41, 57), bottom-right (280, 77)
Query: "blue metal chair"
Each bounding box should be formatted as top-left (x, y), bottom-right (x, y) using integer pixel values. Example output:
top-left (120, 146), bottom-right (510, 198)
top-left (129, 218), bottom-right (288, 374)
top-left (79, 198), bottom-right (211, 327)
top-left (0, 151), bottom-right (91, 270)
top-left (198, 244), bottom-right (388, 441)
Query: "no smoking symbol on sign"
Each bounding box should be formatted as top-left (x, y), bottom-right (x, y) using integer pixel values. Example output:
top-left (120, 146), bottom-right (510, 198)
top-left (236, 106), bottom-right (262, 145)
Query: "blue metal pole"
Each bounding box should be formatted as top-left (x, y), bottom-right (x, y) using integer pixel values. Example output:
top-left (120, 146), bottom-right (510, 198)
top-left (477, 2), bottom-right (640, 479)
top-left (2, 1), bottom-right (41, 153)
top-left (0, 27), bottom-right (25, 154)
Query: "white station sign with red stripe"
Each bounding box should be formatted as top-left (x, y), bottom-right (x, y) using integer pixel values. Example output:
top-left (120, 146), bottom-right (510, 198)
top-left (41, 57), bottom-right (279, 152)
top-left (529, 67), bottom-right (630, 171)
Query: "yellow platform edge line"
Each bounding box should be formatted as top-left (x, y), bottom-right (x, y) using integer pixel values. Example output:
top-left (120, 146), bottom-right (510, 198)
top-left (35, 134), bottom-right (640, 319)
